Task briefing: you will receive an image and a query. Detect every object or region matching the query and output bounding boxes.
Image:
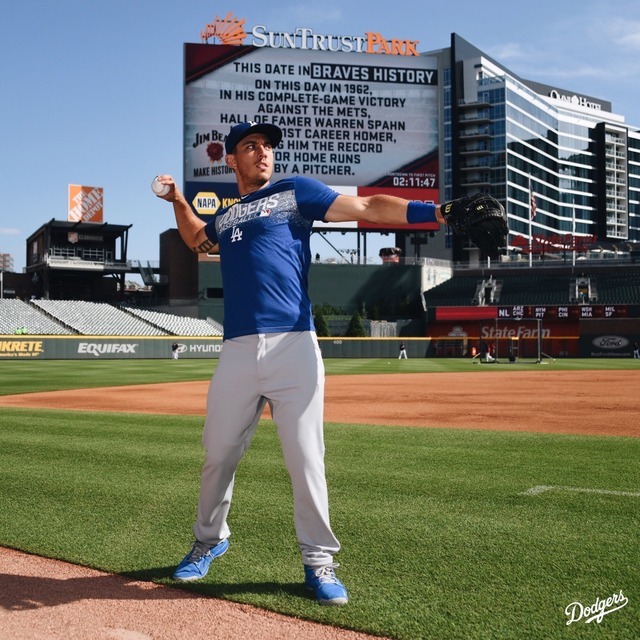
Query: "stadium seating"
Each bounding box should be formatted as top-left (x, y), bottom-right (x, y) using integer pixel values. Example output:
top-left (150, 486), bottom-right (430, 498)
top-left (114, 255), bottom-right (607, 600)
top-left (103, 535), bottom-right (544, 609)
top-left (424, 269), bottom-right (640, 307)
top-left (30, 300), bottom-right (165, 336)
top-left (0, 299), bottom-right (74, 335)
top-left (0, 299), bottom-right (224, 337)
top-left (5, 267), bottom-right (638, 337)
top-left (122, 306), bottom-right (223, 336)
top-left (424, 273), bottom-right (572, 307)
top-left (592, 271), bottom-right (640, 304)
top-left (495, 274), bottom-right (570, 305)
top-left (423, 275), bottom-right (482, 306)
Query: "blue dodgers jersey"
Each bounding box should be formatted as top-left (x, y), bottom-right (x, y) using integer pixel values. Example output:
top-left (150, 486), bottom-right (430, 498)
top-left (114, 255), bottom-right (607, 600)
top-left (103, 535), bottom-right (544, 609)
top-left (204, 176), bottom-right (339, 340)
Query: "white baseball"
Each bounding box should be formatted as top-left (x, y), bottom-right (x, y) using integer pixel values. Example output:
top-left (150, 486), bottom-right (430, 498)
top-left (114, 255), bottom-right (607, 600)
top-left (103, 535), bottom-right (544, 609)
top-left (151, 176), bottom-right (170, 197)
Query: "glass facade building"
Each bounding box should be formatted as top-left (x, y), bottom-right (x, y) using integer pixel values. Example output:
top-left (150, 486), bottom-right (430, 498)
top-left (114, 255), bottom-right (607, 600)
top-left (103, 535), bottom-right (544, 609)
top-left (433, 34), bottom-right (640, 262)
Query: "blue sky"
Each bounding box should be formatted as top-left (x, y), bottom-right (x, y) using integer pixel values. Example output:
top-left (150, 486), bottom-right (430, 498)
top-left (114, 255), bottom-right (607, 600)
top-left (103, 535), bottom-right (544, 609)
top-left (2, 0), bottom-right (639, 273)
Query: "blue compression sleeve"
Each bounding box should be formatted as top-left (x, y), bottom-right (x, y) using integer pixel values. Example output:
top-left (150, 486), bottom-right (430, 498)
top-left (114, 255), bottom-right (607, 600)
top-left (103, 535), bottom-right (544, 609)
top-left (406, 201), bottom-right (437, 224)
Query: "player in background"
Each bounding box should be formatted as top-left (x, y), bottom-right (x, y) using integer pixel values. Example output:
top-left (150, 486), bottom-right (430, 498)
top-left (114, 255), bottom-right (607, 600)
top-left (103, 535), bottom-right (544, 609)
top-left (155, 121), bottom-right (447, 606)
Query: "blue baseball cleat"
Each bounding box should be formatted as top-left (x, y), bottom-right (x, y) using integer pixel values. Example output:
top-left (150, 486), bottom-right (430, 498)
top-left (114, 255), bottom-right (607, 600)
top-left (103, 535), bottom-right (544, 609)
top-left (172, 539), bottom-right (229, 581)
top-left (304, 563), bottom-right (349, 606)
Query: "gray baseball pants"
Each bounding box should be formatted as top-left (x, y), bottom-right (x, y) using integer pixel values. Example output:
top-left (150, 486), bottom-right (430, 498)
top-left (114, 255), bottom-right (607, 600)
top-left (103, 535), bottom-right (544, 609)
top-left (193, 330), bottom-right (340, 567)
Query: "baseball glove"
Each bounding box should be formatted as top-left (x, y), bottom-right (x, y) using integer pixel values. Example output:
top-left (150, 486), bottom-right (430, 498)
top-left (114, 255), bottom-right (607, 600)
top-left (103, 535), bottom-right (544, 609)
top-left (441, 193), bottom-right (508, 257)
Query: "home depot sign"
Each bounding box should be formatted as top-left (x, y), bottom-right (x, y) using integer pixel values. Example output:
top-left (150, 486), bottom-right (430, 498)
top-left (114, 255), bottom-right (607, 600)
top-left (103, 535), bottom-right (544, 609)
top-left (68, 184), bottom-right (104, 223)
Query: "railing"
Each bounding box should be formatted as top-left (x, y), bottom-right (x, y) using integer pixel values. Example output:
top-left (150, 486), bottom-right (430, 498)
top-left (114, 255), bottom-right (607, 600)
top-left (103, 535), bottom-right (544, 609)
top-left (313, 253), bottom-right (640, 269)
top-left (46, 256), bottom-right (131, 270)
top-left (453, 253), bottom-right (636, 271)
top-left (130, 260), bottom-right (160, 270)
top-left (315, 256), bottom-right (453, 267)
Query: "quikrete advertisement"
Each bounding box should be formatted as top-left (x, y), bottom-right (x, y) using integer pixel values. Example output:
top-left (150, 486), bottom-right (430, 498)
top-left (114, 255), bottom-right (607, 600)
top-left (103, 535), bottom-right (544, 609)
top-left (184, 25), bottom-right (439, 230)
top-left (0, 340), bottom-right (44, 358)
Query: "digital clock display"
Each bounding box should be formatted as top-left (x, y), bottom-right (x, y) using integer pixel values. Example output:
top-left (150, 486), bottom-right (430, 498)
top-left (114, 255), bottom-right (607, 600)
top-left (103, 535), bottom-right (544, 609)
top-left (392, 175), bottom-right (436, 188)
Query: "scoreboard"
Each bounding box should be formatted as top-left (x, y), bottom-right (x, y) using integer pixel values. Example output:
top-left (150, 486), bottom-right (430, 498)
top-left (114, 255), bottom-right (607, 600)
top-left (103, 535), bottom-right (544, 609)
top-left (496, 305), bottom-right (629, 320)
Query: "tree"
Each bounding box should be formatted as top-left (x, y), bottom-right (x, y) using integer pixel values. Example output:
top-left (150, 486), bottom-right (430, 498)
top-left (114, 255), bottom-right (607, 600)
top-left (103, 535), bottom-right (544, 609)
top-left (313, 308), bottom-right (330, 337)
top-left (345, 311), bottom-right (366, 337)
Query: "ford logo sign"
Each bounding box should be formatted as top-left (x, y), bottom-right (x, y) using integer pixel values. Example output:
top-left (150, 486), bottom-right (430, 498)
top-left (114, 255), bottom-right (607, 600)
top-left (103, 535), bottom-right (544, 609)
top-left (592, 335), bottom-right (629, 349)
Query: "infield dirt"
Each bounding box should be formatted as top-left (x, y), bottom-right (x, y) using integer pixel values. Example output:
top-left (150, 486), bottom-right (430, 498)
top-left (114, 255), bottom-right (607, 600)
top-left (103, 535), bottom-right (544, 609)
top-left (1, 370), bottom-right (637, 437)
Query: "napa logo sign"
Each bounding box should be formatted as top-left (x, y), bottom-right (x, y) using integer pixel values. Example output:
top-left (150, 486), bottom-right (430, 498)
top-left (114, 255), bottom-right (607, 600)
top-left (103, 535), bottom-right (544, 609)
top-left (201, 12), bottom-right (420, 56)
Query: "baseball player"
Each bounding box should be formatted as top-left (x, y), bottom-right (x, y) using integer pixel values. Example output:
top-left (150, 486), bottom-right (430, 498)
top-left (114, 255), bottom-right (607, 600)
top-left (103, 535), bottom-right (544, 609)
top-left (154, 121), bottom-right (506, 606)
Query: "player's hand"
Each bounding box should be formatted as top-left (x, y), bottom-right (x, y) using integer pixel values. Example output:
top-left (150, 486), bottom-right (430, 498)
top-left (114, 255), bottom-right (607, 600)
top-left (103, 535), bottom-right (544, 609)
top-left (152, 175), bottom-right (178, 202)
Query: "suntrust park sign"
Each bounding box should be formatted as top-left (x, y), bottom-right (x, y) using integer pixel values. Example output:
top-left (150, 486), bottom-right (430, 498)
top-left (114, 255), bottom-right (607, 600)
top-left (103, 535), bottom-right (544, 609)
top-left (201, 13), bottom-right (420, 55)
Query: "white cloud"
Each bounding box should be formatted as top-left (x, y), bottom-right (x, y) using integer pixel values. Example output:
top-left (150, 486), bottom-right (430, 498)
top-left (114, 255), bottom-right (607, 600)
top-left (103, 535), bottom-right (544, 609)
top-left (487, 42), bottom-right (527, 62)
top-left (487, 7), bottom-right (640, 92)
top-left (0, 228), bottom-right (20, 235)
top-left (601, 19), bottom-right (640, 51)
top-left (287, 6), bottom-right (343, 24)
top-left (540, 64), bottom-right (614, 82)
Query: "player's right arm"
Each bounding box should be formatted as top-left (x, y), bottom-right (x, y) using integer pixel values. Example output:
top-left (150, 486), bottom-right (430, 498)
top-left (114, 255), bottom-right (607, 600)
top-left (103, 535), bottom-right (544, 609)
top-left (154, 175), bottom-right (218, 253)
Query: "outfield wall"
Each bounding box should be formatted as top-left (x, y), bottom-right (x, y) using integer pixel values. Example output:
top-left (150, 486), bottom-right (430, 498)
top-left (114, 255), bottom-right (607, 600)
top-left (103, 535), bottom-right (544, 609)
top-left (428, 305), bottom-right (640, 358)
top-left (0, 336), bottom-right (223, 360)
top-left (1, 327), bottom-right (638, 360)
top-left (0, 336), bottom-right (425, 360)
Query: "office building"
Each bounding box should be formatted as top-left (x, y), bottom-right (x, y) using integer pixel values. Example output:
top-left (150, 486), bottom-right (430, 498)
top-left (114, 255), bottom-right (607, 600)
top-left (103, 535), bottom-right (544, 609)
top-left (433, 34), bottom-right (640, 262)
top-left (0, 253), bottom-right (14, 272)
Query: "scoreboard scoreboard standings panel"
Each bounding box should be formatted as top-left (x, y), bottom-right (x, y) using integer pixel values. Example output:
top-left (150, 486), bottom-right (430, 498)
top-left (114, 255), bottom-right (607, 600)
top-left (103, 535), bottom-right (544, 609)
top-left (496, 305), bottom-right (629, 320)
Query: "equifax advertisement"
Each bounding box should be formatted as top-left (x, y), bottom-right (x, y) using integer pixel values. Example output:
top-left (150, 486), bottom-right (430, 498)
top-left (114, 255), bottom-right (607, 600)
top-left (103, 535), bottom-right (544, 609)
top-left (183, 42), bottom-right (439, 230)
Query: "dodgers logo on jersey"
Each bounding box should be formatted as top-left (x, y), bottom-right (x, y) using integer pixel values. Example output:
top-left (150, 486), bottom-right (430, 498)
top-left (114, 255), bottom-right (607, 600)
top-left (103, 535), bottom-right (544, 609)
top-left (217, 193), bottom-right (281, 234)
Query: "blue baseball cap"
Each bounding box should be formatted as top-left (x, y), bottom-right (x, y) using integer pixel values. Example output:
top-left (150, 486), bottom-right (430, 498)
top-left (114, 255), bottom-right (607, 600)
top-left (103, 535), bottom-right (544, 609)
top-left (224, 121), bottom-right (282, 154)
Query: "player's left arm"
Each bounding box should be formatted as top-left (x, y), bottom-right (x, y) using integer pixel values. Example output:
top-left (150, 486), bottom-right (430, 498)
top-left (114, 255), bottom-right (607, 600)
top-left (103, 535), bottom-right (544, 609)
top-left (324, 193), bottom-right (446, 226)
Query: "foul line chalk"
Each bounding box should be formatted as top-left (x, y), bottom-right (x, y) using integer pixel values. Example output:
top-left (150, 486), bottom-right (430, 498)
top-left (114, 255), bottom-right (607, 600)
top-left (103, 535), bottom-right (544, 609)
top-left (521, 485), bottom-right (640, 497)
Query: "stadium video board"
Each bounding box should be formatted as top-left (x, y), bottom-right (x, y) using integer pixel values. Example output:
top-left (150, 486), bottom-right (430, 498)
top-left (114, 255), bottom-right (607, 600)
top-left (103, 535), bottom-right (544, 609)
top-left (183, 17), bottom-right (440, 232)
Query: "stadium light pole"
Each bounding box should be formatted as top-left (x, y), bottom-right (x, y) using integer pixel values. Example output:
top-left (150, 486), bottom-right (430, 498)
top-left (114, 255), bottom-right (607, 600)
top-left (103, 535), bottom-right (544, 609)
top-left (528, 176), bottom-right (535, 269)
top-left (572, 200), bottom-right (576, 267)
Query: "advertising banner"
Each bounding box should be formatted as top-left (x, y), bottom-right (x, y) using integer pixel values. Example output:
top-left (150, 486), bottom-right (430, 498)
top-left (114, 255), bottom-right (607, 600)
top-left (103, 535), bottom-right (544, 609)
top-left (68, 184), bottom-right (104, 223)
top-left (184, 40), bottom-right (439, 231)
top-left (426, 320), bottom-right (578, 358)
top-left (0, 337), bottom-right (223, 360)
top-left (578, 318), bottom-right (640, 358)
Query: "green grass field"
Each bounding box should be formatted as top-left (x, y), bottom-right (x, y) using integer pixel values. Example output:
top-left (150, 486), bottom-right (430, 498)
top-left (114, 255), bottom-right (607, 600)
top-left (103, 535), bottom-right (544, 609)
top-left (1, 359), bottom-right (639, 639)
